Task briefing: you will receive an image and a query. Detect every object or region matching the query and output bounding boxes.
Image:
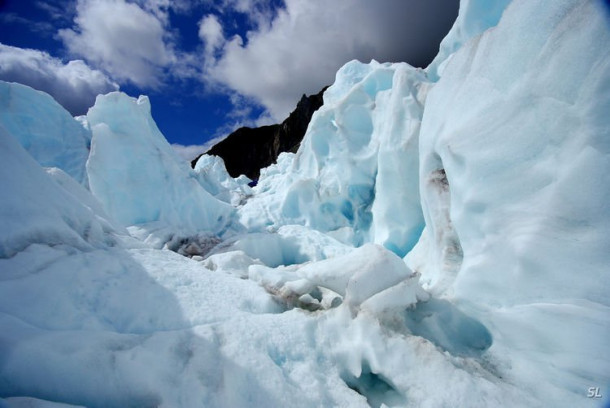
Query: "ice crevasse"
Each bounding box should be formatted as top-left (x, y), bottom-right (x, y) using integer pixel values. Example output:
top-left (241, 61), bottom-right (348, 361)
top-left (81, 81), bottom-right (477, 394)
top-left (0, 0), bottom-right (609, 407)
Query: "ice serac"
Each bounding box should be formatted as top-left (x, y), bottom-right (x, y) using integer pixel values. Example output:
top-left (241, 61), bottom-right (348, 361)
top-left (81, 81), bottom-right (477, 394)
top-left (86, 92), bottom-right (235, 237)
top-left (0, 81), bottom-right (91, 185)
top-left (240, 61), bottom-right (428, 255)
top-left (409, 0), bottom-right (610, 404)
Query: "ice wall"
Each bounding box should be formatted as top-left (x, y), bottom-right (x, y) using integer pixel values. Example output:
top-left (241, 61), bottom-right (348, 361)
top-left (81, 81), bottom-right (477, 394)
top-left (0, 81), bottom-right (91, 185)
top-left (240, 61), bottom-right (429, 256)
top-left (86, 92), bottom-right (235, 237)
top-left (416, 0), bottom-right (610, 303)
top-left (411, 0), bottom-right (610, 402)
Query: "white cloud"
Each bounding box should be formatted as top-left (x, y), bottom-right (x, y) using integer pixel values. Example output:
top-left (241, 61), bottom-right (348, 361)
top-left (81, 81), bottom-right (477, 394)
top-left (199, 15), bottom-right (225, 57)
top-left (58, 0), bottom-right (175, 88)
top-left (0, 43), bottom-right (118, 115)
top-left (170, 131), bottom-right (233, 161)
top-left (170, 143), bottom-right (210, 162)
top-left (205, 0), bottom-right (458, 120)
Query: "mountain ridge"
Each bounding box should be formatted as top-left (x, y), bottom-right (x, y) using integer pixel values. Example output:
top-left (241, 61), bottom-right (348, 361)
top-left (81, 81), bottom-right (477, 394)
top-left (192, 86), bottom-right (327, 180)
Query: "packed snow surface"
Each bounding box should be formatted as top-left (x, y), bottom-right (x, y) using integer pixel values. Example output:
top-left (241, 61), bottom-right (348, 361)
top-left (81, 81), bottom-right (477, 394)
top-left (1, 0), bottom-right (609, 407)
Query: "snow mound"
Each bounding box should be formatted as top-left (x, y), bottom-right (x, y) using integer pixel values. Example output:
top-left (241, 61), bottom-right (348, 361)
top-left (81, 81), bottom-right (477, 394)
top-left (86, 92), bottom-right (235, 236)
top-left (248, 243), bottom-right (429, 315)
top-left (0, 81), bottom-right (91, 185)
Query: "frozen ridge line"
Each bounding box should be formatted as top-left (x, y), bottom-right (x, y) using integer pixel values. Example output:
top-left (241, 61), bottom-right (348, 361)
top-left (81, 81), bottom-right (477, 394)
top-left (1, 0), bottom-right (609, 407)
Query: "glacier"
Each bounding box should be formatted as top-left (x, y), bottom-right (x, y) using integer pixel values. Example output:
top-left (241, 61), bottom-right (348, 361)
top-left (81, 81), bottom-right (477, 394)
top-left (1, 0), bottom-right (609, 407)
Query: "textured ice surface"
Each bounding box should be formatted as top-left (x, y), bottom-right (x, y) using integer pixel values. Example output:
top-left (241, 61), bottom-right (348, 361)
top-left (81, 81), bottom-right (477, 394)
top-left (410, 0), bottom-right (610, 405)
top-left (0, 81), bottom-right (91, 185)
top-left (426, 0), bottom-right (513, 81)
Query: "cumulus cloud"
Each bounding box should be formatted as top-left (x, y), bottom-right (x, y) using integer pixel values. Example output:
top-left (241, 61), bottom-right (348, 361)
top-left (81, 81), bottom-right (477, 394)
top-left (205, 0), bottom-right (459, 120)
top-left (170, 143), bottom-right (210, 162)
top-left (170, 131), bottom-right (234, 161)
top-left (58, 0), bottom-right (175, 88)
top-left (0, 43), bottom-right (118, 115)
top-left (199, 15), bottom-right (225, 57)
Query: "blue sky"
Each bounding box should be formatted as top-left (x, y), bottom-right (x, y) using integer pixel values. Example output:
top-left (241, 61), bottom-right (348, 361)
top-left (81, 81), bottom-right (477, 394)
top-left (0, 0), bottom-right (458, 160)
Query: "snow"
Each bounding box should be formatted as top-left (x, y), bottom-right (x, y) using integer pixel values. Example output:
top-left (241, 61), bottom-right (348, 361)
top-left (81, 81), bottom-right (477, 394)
top-left (1, 0), bottom-right (610, 406)
top-left (208, 224), bottom-right (353, 268)
top-left (1, 397), bottom-right (85, 408)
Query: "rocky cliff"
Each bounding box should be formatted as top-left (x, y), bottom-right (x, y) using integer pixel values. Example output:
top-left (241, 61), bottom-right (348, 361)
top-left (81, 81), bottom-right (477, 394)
top-left (192, 87), bottom-right (327, 180)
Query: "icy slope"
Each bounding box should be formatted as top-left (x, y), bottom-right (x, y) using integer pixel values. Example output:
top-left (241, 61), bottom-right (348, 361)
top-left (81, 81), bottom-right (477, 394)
top-left (193, 154), bottom-right (252, 206)
top-left (0, 112), bottom-right (366, 407)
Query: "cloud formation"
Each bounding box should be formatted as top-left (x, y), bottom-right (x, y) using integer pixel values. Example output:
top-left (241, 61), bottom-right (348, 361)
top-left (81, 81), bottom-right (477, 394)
top-left (58, 0), bottom-right (175, 88)
top-left (170, 133), bottom-right (230, 161)
top-left (170, 143), bottom-right (209, 162)
top-left (0, 43), bottom-right (118, 115)
top-left (205, 0), bottom-right (459, 120)
top-left (199, 14), bottom-right (225, 57)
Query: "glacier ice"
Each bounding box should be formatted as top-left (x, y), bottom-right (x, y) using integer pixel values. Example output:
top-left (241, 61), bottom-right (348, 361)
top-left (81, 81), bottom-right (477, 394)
top-left (0, 124), bottom-right (118, 260)
top-left (86, 92), bottom-right (235, 239)
top-left (240, 60), bottom-right (428, 256)
top-left (0, 81), bottom-right (91, 185)
top-left (193, 153), bottom-right (252, 206)
top-left (410, 1), bottom-right (610, 404)
top-left (1, 0), bottom-right (610, 406)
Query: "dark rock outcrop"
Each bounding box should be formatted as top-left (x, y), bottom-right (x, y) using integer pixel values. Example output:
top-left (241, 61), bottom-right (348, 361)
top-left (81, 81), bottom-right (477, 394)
top-left (192, 87), bottom-right (327, 181)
